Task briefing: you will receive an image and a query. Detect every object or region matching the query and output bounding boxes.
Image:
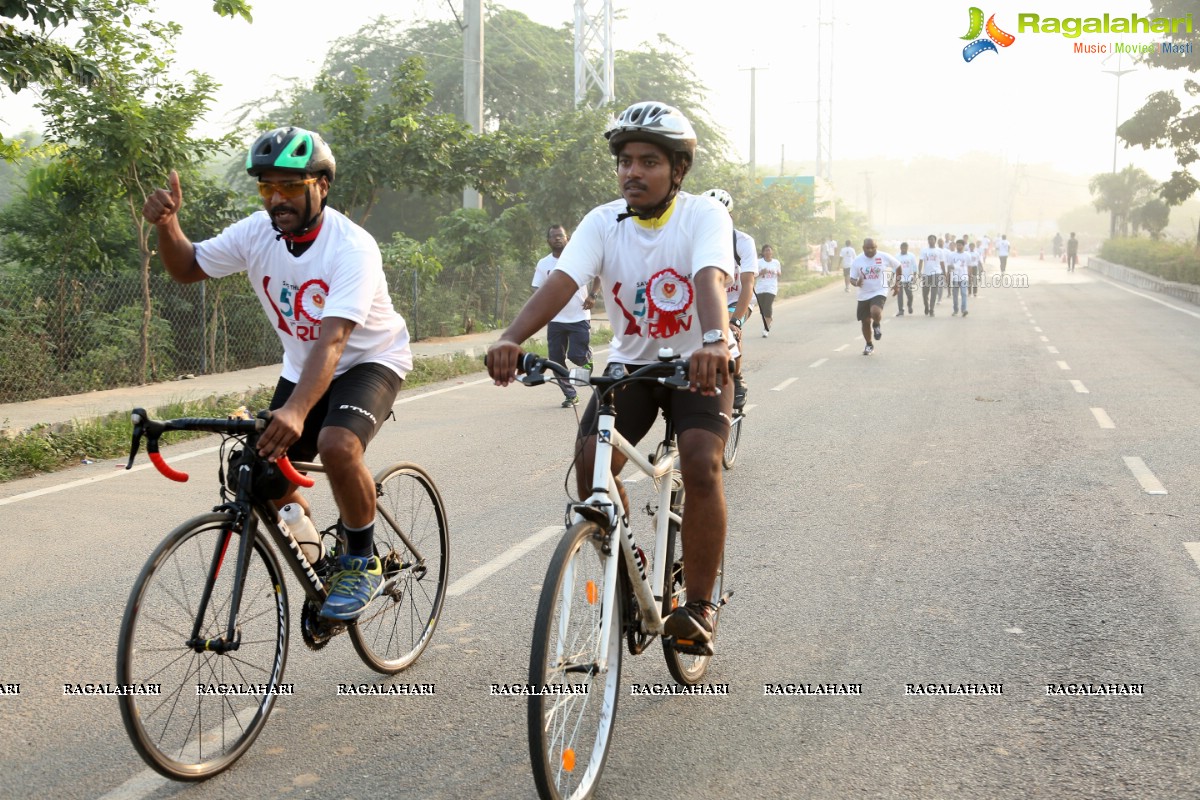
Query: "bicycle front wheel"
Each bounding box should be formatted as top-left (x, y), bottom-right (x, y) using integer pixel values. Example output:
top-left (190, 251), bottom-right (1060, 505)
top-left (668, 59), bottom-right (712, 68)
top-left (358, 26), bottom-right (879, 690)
top-left (116, 512), bottom-right (288, 780)
top-left (722, 411), bottom-right (743, 470)
top-left (662, 485), bottom-right (723, 684)
top-left (528, 521), bottom-right (622, 800)
top-left (349, 462), bottom-right (449, 673)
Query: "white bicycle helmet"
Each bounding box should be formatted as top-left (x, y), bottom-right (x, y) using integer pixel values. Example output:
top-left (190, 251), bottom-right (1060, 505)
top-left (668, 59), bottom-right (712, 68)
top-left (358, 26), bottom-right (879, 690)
top-left (604, 101), bottom-right (697, 163)
top-left (702, 188), bottom-right (733, 211)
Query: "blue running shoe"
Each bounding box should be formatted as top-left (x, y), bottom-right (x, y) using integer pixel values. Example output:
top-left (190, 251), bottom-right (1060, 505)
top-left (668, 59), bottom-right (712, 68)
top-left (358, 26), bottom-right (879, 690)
top-left (319, 554), bottom-right (382, 620)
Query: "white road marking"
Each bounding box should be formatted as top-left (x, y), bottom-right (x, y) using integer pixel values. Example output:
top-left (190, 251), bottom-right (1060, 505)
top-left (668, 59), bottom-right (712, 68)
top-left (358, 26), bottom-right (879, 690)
top-left (1095, 275), bottom-right (1200, 320)
top-left (834, 344), bottom-right (849, 352)
top-left (1069, 380), bottom-right (1090, 393)
top-left (447, 525), bottom-right (562, 597)
top-left (394, 377), bottom-right (491, 405)
top-left (1034, 327), bottom-right (1043, 333)
top-left (1123, 456), bottom-right (1168, 495)
top-left (810, 358), bottom-right (828, 368)
top-left (1039, 336), bottom-right (1049, 342)
top-left (1057, 361), bottom-right (1071, 370)
top-left (771, 378), bottom-right (799, 392)
top-left (0, 446), bottom-right (222, 507)
top-left (1090, 408), bottom-right (1115, 429)
top-left (1047, 346), bottom-right (1060, 354)
top-left (1029, 320), bottom-right (1037, 325)
top-left (1183, 543), bottom-right (1200, 571)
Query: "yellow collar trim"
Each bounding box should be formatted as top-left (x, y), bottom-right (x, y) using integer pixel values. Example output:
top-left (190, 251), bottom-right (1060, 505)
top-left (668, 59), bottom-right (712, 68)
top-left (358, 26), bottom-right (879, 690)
top-left (632, 196), bottom-right (677, 230)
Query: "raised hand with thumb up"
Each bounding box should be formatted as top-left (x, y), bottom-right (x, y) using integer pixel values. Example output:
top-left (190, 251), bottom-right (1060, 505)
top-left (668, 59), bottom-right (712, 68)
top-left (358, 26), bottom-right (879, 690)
top-left (142, 170), bottom-right (183, 226)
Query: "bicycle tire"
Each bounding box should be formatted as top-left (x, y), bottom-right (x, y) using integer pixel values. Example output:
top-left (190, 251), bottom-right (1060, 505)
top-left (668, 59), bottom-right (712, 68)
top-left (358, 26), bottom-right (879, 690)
top-left (722, 411), bottom-right (743, 470)
top-left (661, 484), bottom-right (723, 684)
top-left (349, 462), bottom-right (449, 674)
top-left (528, 521), bottom-right (622, 800)
top-left (116, 512), bottom-right (288, 780)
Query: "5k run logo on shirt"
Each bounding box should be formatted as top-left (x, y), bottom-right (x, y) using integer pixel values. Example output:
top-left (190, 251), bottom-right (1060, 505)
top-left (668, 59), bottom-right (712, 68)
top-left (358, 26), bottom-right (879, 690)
top-left (962, 7), bottom-right (1016, 61)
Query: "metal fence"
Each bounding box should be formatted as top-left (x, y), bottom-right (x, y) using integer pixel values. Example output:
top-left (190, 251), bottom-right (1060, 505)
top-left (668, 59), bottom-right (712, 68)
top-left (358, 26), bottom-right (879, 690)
top-left (0, 263), bottom-right (533, 404)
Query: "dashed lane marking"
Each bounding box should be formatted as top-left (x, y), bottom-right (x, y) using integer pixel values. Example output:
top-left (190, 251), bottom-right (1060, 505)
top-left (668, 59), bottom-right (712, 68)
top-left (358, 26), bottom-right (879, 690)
top-left (1047, 346), bottom-right (1060, 354)
top-left (771, 378), bottom-right (799, 392)
top-left (1057, 361), bottom-right (1071, 370)
top-left (1069, 380), bottom-right (1089, 393)
top-left (1090, 408), bottom-right (1115, 429)
top-left (1123, 456), bottom-right (1167, 495)
top-left (810, 359), bottom-right (828, 368)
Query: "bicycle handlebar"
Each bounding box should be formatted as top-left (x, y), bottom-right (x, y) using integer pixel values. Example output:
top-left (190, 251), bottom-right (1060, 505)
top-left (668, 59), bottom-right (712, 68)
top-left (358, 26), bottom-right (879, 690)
top-left (126, 407), bottom-right (315, 487)
top-left (516, 351), bottom-right (693, 392)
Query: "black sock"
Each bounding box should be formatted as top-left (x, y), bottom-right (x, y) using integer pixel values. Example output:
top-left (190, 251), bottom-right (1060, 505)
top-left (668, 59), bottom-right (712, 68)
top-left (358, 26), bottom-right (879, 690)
top-left (344, 523), bottom-right (375, 558)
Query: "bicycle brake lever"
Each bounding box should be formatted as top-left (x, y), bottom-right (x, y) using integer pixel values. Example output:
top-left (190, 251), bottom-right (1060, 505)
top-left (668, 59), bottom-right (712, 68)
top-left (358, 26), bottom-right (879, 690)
top-left (126, 408), bottom-right (146, 470)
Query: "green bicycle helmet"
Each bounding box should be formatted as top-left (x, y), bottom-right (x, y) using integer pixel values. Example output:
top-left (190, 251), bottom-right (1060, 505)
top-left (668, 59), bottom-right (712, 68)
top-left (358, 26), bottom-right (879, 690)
top-left (245, 126), bottom-right (336, 183)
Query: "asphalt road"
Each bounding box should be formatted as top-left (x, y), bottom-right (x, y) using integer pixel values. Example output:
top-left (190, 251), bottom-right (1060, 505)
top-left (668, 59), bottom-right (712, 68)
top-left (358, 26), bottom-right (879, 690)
top-left (1, 255), bottom-right (1198, 799)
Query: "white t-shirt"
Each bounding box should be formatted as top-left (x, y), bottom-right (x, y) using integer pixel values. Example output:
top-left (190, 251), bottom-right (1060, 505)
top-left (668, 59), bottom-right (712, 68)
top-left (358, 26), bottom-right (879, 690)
top-left (896, 253), bottom-right (918, 282)
top-left (195, 208), bottom-right (412, 382)
top-left (824, 239), bottom-right (838, 258)
top-left (947, 250), bottom-right (970, 281)
top-left (554, 193), bottom-right (734, 364)
top-left (726, 228), bottom-right (758, 307)
top-left (966, 250), bottom-right (981, 269)
top-left (996, 238), bottom-right (1011, 256)
top-left (756, 258), bottom-right (781, 294)
top-left (839, 245), bottom-right (856, 268)
top-left (533, 253), bottom-right (590, 324)
top-left (849, 251), bottom-right (900, 300)
top-left (980, 236), bottom-right (991, 254)
top-left (919, 246), bottom-right (943, 276)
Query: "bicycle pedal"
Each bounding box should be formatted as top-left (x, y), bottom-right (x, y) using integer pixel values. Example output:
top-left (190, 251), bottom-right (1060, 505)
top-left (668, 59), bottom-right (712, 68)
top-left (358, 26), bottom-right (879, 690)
top-left (664, 636), bottom-right (713, 657)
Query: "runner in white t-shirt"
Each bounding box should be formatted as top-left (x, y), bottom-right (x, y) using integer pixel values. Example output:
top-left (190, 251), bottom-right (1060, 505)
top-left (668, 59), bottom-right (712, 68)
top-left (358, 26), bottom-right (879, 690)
top-left (966, 242), bottom-right (982, 297)
top-left (893, 242), bottom-right (917, 316)
top-left (849, 238), bottom-right (900, 355)
top-left (918, 234), bottom-right (946, 316)
top-left (947, 239), bottom-right (970, 316)
top-left (756, 244), bottom-right (782, 336)
top-left (488, 101), bottom-right (733, 655)
top-left (143, 126), bottom-right (412, 621)
top-left (840, 240), bottom-right (856, 293)
top-left (532, 224), bottom-right (601, 407)
top-left (996, 234), bottom-right (1012, 273)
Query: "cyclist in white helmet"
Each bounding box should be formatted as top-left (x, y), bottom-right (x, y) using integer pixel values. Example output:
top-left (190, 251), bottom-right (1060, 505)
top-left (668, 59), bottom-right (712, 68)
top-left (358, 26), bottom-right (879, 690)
top-left (488, 101), bottom-right (735, 654)
top-left (702, 188), bottom-right (755, 410)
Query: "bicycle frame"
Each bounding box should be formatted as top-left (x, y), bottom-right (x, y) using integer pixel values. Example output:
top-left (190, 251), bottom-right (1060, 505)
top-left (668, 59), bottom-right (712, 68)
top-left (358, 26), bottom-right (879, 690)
top-left (571, 407), bottom-right (681, 674)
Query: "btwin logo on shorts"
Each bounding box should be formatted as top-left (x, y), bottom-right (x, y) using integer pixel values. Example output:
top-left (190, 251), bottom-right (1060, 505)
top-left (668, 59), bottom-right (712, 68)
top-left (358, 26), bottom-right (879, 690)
top-left (961, 7), bottom-right (1015, 62)
top-left (339, 405), bottom-right (377, 424)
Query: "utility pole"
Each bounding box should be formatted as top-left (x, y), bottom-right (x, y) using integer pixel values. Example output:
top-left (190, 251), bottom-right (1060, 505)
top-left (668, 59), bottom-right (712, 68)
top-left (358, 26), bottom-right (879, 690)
top-left (1102, 53), bottom-right (1135, 237)
top-left (740, 65), bottom-right (767, 179)
top-left (574, 0), bottom-right (614, 108)
top-left (815, 0), bottom-right (834, 183)
top-left (462, 0), bottom-right (483, 210)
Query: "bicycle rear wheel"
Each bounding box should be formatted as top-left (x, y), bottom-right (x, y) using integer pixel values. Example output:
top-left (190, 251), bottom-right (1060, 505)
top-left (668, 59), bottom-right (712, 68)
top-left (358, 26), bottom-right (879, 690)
top-left (528, 521), bottom-right (622, 800)
top-left (722, 411), bottom-right (743, 470)
top-left (349, 462), bottom-right (449, 673)
top-left (116, 512), bottom-right (288, 780)
top-left (662, 485), bottom-right (723, 685)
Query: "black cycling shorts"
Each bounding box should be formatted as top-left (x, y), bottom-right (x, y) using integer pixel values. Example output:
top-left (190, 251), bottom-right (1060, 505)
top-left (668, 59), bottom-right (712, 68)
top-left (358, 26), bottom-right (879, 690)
top-left (269, 362), bottom-right (402, 462)
top-left (577, 362), bottom-right (733, 445)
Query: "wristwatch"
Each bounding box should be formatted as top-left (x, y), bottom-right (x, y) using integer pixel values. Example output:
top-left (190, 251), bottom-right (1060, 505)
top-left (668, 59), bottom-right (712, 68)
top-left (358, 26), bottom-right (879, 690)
top-left (701, 329), bottom-right (725, 346)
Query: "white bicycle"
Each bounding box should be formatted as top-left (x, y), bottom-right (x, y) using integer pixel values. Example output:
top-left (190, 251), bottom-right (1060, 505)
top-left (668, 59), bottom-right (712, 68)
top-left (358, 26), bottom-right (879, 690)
top-left (516, 351), bottom-right (733, 800)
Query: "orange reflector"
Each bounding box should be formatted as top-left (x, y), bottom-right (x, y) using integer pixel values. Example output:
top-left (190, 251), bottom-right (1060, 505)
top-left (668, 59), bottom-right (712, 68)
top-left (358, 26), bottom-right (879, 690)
top-left (677, 639), bottom-right (694, 646)
top-left (562, 748), bottom-right (576, 772)
top-left (586, 580), bottom-right (597, 605)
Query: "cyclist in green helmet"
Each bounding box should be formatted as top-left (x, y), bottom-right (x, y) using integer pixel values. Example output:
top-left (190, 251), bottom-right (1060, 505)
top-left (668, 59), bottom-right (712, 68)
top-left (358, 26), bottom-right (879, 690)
top-left (142, 126), bottom-right (413, 621)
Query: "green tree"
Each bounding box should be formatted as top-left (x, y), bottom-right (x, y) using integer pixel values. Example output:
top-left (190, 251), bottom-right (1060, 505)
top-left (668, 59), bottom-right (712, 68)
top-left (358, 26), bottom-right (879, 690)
top-left (1116, 0), bottom-right (1200, 240)
top-left (1089, 166), bottom-right (1159, 238)
top-left (37, 1), bottom-right (237, 381)
top-left (1, 0), bottom-right (251, 160)
top-left (1132, 196), bottom-right (1171, 239)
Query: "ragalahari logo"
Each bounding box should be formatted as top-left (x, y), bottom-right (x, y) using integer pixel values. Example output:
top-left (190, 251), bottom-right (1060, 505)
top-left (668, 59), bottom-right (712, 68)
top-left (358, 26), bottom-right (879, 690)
top-left (962, 7), bottom-right (1016, 61)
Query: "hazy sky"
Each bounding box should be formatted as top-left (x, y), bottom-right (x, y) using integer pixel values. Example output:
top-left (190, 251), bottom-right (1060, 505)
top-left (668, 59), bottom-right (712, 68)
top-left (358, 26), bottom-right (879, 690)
top-left (1, 0), bottom-right (1194, 182)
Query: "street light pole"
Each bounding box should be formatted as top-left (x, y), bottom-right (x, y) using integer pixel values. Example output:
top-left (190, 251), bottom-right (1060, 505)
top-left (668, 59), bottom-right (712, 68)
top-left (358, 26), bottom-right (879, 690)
top-left (1101, 54), bottom-right (1135, 237)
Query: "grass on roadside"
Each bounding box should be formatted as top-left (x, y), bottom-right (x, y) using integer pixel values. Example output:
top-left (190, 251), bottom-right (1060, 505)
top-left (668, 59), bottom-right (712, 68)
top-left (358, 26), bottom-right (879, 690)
top-left (0, 327), bottom-right (615, 484)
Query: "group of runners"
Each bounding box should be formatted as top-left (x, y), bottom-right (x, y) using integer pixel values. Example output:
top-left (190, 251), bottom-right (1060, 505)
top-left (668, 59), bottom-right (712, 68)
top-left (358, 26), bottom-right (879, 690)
top-left (843, 232), bottom-right (1013, 355)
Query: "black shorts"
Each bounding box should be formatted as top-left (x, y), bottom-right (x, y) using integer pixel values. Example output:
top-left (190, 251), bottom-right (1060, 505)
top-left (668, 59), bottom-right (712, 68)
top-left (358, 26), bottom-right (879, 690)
top-left (577, 363), bottom-right (733, 445)
top-left (269, 362), bottom-right (402, 462)
top-left (856, 296), bottom-right (886, 321)
top-left (756, 292), bottom-right (775, 318)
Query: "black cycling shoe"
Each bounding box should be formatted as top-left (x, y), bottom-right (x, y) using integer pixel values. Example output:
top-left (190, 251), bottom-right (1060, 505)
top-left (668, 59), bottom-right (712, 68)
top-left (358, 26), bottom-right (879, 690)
top-left (664, 600), bottom-right (718, 656)
top-left (733, 378), bottom-right (748, 410)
